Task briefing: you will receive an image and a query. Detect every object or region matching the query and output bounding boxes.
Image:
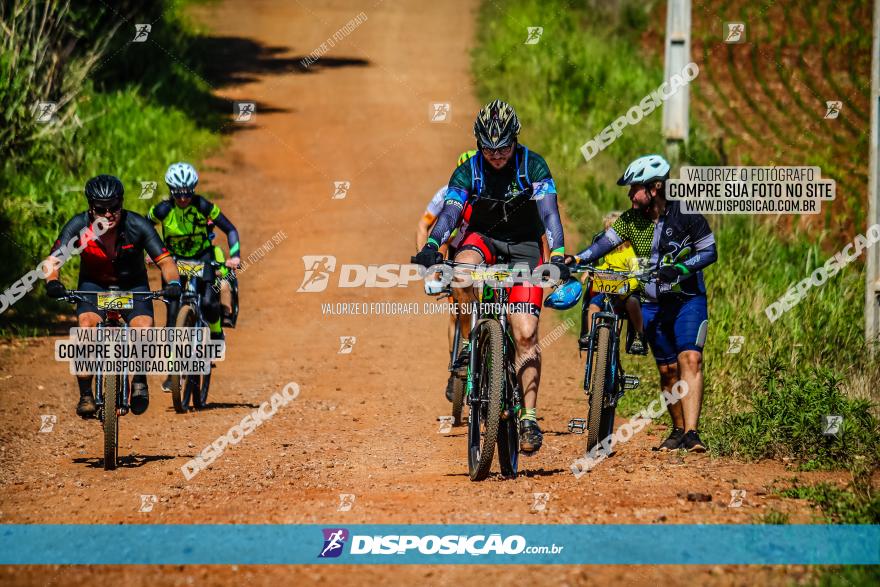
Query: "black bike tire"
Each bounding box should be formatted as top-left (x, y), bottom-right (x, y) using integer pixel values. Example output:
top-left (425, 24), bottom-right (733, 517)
top-left (451, 375), bottom-right (465, 426)
top-left (193, 371), bottom-right (211, 410)
top-left (170, 305), bottom-right (197, 413)
top-left (586, 323), bottom-right (613, 454)
top-left (468, 319), bottom-right (504, 482)
top-left (102, 374), bottom-right (119, 471)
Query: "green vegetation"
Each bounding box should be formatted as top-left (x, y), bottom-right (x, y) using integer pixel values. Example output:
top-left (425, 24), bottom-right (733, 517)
top-left (473, 0), bottom-right (878, 472)
top-left (779, 479), bottom-right (880, 524)
top-left (1, 0), bottom-right (220, 333)
top-left (755, 509), bottom-right (789, 525)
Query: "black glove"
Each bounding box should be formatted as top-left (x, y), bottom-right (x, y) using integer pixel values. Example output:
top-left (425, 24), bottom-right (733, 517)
top-left (550, 256), bottom-right (571, 281)
top-left (45, 280), bottom-right (67, 299)
top-left (162, 281), bottom-right (182, 300)
top-left (657, 265), bottom-right (683, 285)
top-left (412, 245), bottom-right (443, 269)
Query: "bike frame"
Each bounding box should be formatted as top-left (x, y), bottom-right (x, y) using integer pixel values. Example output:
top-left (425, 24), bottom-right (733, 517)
top-left (176, 259), bottom-right (219, 329)
top-left (464, 281), bottom-right (523, 424)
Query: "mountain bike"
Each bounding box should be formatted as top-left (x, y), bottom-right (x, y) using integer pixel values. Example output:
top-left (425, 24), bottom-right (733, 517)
top-left (64, 289), bottom-right (166, 470)
top-left (569, 264), bottom-right (653, 455)
top-left (168, 258), bottom-right (227, 413)
top-left (442, 261), bottom-right (548, 481)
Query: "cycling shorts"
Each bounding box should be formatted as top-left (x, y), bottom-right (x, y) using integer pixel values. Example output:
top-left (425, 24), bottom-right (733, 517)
top-left (641, 294), bottom-right (708, 365)
top-left (588, 292), bottom-right (635, 312)
top-left (457, 232), bottom-right (543, 315)
top-left (75, 280), bottom-right (153, 322)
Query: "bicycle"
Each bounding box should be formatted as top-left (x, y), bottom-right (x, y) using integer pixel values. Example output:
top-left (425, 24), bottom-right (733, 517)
top-left (568, 264), bottom-right (654, 455)
top-left (63, 288), bottom-right (166, 470)
top-left (433, 260), bottom-right (548, 481)
top-left (167, 258), bottom-right (229, 413)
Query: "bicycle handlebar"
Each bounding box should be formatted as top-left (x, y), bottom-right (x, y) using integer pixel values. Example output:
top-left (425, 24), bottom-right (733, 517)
top-left (63, 290), bottom-right (168, 306)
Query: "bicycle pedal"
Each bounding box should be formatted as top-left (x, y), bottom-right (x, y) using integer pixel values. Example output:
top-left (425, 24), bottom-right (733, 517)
top-left (568, 418), bottom-right (586, 434)
top-left (623, 375), bottom-right (640, 390)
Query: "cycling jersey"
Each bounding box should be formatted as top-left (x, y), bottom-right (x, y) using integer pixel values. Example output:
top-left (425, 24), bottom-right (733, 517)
top-left (598, 243), bottom-right (637, 272)
top-left (427, 146), bottom-right (565, 256)
top-left (423, 185), bottom-right (447, 223)
top-left (148, 196), bottom-right (240, 260)
top-left (575, 200), bottom-right (716, 301)
top-left (424, 185), bottom-right (473, 249)
top-left (50, 211), bottom-right (170, 287)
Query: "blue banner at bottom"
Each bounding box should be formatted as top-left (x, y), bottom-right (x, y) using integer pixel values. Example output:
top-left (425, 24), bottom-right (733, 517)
top-left (1, 524), bottom-right (877, 565)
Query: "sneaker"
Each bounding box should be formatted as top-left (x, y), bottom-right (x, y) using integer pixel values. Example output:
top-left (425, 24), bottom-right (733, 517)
top-left (519, 418), bottom-right (543, 453)
top-left (578, 333), bottom-right (590, 350)
top-left (629, 332), bottom-right (648, 356)
top-left (76, 394), bottom-right (97, 419)
top-left (222, 310), bottom-right (234, 328)
top-left (130, 382), bottom-right (149, 415)
top-left (653, 427), bottom-right (685, 451)
top-left (682, 430), bottom-right (708, 453)
top-left (452, 341), bottom-right (470, 373)
top-left (161, 376), bottom-right (173, 393)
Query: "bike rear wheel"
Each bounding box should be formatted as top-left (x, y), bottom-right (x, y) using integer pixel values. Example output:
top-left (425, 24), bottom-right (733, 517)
top-left (586, 322), bottom-right (613, 454)
top-left (468, 319), bottom-right (504, 481)
top-left (450, 317), bottom-right (467, 426)
top-left (450, 373), bottom-right (466, 427)
top-left (170, 305), bottom-right (197, 413)
top-left (102, 374), bottom-right (119, 471)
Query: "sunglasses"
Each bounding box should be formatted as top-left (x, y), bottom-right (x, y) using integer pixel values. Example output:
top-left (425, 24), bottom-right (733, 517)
top-left (91, 203), bottom-right (122, 215)
top-left (481, 144), bottom-right (514, 156)
top-left (172, 191), bottom-right (194, 200)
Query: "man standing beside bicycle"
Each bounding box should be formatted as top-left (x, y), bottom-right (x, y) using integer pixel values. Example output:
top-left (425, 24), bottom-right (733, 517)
top-left (413, 100), bottom-right (570, 453)
top-left (43, 175), bottom-right (182, 418)
top-left (570, 155), bottom-right (716, 452)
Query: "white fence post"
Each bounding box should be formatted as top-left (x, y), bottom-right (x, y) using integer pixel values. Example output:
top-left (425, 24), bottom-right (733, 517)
top-left (663, 0), bottom-right (691, 165)
top-left (867, 0), bottom-right (880, 349)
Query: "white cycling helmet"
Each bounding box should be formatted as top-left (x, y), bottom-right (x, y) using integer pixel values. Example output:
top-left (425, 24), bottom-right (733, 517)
top-left (165, 162), bottom-right (199, 191)
top-left (617, 154), bottom-right (670, 186)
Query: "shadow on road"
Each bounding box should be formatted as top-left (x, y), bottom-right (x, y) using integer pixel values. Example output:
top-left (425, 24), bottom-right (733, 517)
top-left (72, 454), bottom-right (175, 469)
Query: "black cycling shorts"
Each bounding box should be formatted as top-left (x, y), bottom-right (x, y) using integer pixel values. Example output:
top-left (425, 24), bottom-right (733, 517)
top-left (75, 280), bottom-right (153, 322)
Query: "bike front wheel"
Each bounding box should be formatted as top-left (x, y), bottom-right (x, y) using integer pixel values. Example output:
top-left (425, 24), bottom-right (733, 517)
top-left (192, 371), bottom-right (211, 410)
top-left (169, 305), bottom-right (197, 413)
top-left (468, 319), bottom-right (504, 481)
top-left (102, 373), bottom-right (119, 471)
top-left (586, 322), bottom-right (613, 454)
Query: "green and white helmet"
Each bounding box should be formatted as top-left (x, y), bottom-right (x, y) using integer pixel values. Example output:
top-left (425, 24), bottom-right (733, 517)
top-left (473, 99), bottom-right (521, 149)
top-left (617, 154), bottom-right (670, 186)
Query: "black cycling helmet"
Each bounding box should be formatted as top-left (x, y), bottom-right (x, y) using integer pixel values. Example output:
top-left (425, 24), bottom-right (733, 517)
top-left (85, 174), bottom-right (124, 204)
top-left (474, 99), bottom-right (521, 149)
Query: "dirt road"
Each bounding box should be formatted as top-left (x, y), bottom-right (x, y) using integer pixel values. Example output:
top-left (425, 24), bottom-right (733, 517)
top-left (0, 1), bottom-right (846, 584)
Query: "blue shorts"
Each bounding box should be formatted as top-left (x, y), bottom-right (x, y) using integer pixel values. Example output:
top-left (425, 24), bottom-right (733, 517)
top-left (641, 295), bottom-right (708, 365)
top-left (589, 292), bottom-right (629, 312)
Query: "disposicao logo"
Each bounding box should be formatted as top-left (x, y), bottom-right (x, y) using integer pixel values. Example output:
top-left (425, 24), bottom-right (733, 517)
top-left (318, 528), bottom-right (349, 558)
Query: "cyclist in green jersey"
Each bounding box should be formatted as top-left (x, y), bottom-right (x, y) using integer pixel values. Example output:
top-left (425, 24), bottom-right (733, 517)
top-left (148, 163), bottom-right (241, 390)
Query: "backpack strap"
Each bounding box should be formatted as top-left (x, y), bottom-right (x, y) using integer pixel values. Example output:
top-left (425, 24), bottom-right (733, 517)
top-left (517, 145), bottom-right (530, 190)
top-left (471, 153), bottom-right (484, 195)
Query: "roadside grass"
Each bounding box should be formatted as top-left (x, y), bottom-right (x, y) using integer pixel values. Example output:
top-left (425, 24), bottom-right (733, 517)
top-left (472, 0), bottom-right (878, 478)
top-left (1, 1), bottom-right (220, 334)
